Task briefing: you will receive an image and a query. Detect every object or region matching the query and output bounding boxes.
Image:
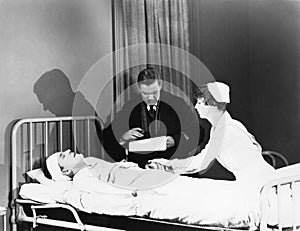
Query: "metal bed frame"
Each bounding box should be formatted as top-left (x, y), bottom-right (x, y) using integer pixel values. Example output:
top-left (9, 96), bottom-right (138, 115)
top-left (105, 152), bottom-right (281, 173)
top-left (10, 116), bottom-right (300, 231)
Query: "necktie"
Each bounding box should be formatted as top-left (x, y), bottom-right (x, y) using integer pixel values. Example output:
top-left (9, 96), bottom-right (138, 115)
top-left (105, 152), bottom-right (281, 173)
top-left (149, 105), bottom-right (156, 118)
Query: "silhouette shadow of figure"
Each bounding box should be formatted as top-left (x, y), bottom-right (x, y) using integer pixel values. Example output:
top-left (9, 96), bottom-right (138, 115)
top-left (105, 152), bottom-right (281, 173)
top-left (32, 69), bottom-right (104, 166)
top-left (34, 69), bottom-right (96, 117)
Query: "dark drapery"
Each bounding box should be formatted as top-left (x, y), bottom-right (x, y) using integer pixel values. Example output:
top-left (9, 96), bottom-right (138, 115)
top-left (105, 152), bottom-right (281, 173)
top-left (112, 0), bottom-right (192, 112)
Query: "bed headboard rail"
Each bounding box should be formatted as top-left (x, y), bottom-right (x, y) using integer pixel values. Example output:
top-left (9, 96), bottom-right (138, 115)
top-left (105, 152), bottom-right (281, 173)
top-left (10, 115), bottom-right (104, 229)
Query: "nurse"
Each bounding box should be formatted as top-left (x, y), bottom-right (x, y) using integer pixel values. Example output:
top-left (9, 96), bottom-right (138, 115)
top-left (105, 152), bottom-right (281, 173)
top-left (147, 82), bottom-right (275, 181)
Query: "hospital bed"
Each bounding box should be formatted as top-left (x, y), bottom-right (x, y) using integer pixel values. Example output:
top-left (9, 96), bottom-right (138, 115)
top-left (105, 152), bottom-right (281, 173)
top-left (10, 116), bottom-right (300, 231)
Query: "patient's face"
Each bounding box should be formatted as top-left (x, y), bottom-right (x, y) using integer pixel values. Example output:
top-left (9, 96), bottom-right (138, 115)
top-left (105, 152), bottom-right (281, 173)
top-left (57, 150), bottom-right (84, 173)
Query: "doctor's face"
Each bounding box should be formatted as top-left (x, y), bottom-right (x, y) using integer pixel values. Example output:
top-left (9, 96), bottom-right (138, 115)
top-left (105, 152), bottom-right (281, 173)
top-left (139, 80), bottom-right (162, 106)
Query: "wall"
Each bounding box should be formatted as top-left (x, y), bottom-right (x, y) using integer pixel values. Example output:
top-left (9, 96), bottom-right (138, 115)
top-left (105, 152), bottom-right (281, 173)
top-left (188, 0), bottom-right (300, 164)
top-left (249, 0), bottom-right (300, 164)
top-left (0, 0), bottom-right (112, 228)
top-left (188, 0), bottom-right (252, 126)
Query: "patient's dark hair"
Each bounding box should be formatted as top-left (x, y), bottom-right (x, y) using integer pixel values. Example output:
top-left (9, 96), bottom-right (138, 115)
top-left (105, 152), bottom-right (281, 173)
top-left (58, 164), bottom-right (64, 171)
top-left (137, 68), bottom-right (162, 86)
top-left (194, 85), bottom-right (227, 111)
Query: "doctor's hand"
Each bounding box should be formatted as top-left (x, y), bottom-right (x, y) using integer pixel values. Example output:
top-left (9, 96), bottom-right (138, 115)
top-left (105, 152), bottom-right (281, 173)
top-left (121, 128), bottom-right (144, 142)
top-left (166, 136), bottom-right (175, 148)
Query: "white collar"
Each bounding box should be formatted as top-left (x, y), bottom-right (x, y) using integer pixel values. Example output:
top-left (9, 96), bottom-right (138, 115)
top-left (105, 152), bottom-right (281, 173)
top-left (147, 104), bottom-right (157, 111)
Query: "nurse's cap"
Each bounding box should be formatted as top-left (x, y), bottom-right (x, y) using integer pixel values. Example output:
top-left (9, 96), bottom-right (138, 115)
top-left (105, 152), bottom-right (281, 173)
top-left (207, 82), bottom-right (230, 103)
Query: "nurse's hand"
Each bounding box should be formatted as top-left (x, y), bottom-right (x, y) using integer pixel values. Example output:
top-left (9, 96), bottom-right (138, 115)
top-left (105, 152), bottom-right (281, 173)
top-left (146, 159), bottom-right (174, 172)
top-left (118, 160), bottom-right (141, 169)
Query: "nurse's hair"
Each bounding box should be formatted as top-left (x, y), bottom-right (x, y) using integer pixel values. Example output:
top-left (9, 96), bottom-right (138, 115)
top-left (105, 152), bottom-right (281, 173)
top-left (194, 85), bottom-right (227, 111)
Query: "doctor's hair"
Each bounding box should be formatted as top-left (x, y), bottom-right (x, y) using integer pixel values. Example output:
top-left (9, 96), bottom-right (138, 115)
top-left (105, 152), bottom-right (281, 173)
top-left (137, 68), bottom-right (162, 86)
top-left (194, 85), bottom-right (227, 111)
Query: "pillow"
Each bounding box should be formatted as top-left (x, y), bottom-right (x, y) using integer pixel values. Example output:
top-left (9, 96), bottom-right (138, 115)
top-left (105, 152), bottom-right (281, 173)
top-left (26, 168), bottom-right (53, 185)
top-left (20, 182), bottom-right (73, 203)
top-left (20, 183), bottom-right (57, 203)
top-left (46, 151), bottom-right (71, 182)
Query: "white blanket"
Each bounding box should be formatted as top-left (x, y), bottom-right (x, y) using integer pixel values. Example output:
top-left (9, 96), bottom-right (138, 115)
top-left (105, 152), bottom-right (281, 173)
top-left (20, 175), bottom-right (261, 228)
top-left (19, 164), bottom-right (300, 229)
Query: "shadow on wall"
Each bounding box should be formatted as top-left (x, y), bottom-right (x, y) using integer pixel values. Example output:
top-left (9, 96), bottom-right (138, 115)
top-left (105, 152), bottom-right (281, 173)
top-left (32, 68), bottom-right (105, 158)
top-left (3, 71), bottom-right (104, 229)
top-left (33, 68), bottom-right (96, 117)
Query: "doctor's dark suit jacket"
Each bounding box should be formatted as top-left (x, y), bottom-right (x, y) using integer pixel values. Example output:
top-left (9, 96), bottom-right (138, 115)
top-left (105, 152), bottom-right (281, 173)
top-left (103, 91), bottom-right (205, 167)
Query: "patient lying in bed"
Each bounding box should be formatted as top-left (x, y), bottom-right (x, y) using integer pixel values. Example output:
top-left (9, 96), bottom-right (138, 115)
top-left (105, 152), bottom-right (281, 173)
top-left (24, 149), bottom-right (271, 228)
top-left (41, 149), bottom-right (265, 198)
top-left (23, 149), bottom-right (300, 229)
top-left (46, 149), bottom-right (184, 194)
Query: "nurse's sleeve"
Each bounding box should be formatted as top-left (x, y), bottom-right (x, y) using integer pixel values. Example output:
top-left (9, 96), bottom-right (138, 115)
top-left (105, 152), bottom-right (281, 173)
top-left (177, 126), bottom-right (227, 174)
top-left (168, 146), bottom-right (208, 174)
top-left (182, 146), bottom-right (208, 174)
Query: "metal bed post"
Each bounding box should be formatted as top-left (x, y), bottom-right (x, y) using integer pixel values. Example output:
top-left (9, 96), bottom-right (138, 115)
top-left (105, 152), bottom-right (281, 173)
top-left (87, 118), bottom-right (91, 156)
top-left (291, 181), bottom-right (297, 231)
top-left (29, 122), bottom-right (33, 171)
top-left (11, 118), bottom-right (26, 231)
top-left (59, 120), bottom-right (63, 152)
top-left (45, 121), bottom-right (49, 158)
top-left (73, 119), bottom-right (77, 153)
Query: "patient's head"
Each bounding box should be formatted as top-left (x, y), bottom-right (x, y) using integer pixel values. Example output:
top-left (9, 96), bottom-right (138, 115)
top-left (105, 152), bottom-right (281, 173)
top-left (47, 150), bottom-right (85, 179)
top-left (57, 150), bottom-right (86, 177)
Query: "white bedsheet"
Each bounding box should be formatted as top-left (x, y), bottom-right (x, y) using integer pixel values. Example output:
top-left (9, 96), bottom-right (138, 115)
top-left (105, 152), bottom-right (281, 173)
top-left (19, 164), bottom-right (300, 229)
top-left (19, 176), bottom-right (261, 229)
top-left (136, 177), bottom-right (262, 229)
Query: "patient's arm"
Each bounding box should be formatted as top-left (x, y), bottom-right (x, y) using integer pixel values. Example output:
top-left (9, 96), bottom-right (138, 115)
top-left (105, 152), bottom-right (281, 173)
top-left (73, 167), bottom-right (136, 196)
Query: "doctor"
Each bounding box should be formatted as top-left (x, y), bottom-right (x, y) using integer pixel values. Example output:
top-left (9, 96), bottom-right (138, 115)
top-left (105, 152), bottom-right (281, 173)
top-left (147, 82), bottom-right (275, 181)
top-left (103, 68), bottom-right (203, 168)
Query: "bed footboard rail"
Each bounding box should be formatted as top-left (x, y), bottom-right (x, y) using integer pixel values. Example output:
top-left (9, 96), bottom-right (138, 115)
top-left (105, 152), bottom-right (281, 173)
top-left (31, 203), bottom-right (85, 230)
top-left (260, 174), bottom-right (300, 231)
top-left (17, 201), bottom-right (125, 231)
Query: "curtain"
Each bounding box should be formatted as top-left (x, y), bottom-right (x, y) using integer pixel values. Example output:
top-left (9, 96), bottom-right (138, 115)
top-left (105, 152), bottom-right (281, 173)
top-left (112, 0), bottom-right (192, 112)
